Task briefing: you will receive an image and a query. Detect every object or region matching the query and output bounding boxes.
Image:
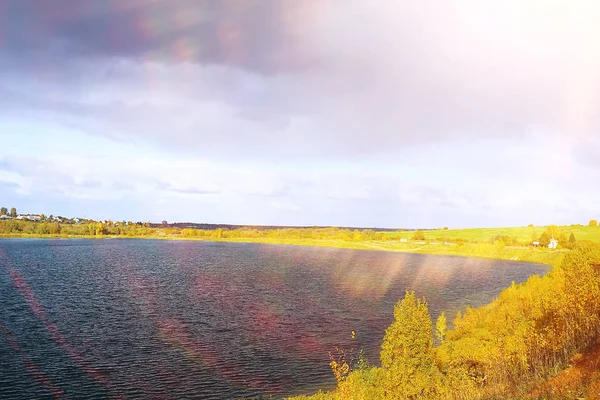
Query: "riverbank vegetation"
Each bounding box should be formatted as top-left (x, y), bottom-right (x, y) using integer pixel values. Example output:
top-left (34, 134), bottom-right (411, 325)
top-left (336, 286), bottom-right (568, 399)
top-left (0, 220), bottom-right (573, 265)
top-left (290, 242), bottom-right (600, 399)
top-left (2, 219), bottom-right (598, 246)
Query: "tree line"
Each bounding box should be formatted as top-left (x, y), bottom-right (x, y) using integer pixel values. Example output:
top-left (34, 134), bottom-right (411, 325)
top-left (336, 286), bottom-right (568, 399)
top-left (0, 219), bottom-right (155, 237)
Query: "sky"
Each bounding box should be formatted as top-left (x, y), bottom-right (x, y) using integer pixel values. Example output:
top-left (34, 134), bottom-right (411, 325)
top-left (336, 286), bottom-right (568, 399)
top-left (1, 0), bottom-right (599, 228)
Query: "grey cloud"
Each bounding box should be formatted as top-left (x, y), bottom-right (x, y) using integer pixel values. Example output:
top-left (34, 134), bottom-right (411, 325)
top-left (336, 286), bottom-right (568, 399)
top-left (2, 0), bottom-right (600, 160)
top-left (0, 0), bottom-right (312, 74)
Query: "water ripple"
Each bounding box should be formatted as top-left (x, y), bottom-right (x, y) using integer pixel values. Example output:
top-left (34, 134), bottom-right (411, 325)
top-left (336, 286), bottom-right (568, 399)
top-left (0, 239), bottom-right (547, 399)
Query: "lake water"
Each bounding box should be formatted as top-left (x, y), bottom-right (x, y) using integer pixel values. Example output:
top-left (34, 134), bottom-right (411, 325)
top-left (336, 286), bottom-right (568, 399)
top-left (0, 239), bottom-right (547, 399)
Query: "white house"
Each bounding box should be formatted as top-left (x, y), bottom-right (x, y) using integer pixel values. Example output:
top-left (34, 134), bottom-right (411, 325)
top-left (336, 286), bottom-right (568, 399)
top-left (532, 241), bottom-right (540, 247)
top-left (548, 237), bottom-right (558, 249)
top-left (400, 238), bottom-right (409, 243)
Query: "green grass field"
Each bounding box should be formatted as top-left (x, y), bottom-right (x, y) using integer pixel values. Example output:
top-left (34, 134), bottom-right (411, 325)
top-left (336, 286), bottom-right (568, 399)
top-left (389, 225), bottom-right (600, 244)
top-left (3, 223), bottom-right (595, 268)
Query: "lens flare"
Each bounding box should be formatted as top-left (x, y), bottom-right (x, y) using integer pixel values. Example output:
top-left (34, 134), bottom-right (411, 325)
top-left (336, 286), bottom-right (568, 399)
top-left (0, 323), bottom-right (65, 399)
top-left (0, 249), bottom-right (123, 399)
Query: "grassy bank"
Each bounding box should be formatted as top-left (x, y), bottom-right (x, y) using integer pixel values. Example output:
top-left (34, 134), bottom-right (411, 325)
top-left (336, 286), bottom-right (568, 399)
top-left (0, 233), bottom-right (565, 266)
top-left (394, 224), bottom-right (600, 244)
top-left (196, 237), bottom-right (565, 266)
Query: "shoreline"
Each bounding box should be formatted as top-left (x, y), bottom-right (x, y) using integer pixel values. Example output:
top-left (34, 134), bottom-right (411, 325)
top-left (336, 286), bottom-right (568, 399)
top-left (0, 234), bottom-right (565, 267)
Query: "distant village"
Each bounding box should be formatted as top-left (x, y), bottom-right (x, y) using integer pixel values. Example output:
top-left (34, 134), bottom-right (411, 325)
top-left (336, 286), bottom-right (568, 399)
top-left (0, 214), bottom-right (77, 223)
top-left (0, 207), bottom-right (146, 227)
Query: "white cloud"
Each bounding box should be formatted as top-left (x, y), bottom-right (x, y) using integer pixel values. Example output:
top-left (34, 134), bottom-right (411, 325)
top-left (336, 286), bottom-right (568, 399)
top-left (2, 0), bottom-right (600, 226)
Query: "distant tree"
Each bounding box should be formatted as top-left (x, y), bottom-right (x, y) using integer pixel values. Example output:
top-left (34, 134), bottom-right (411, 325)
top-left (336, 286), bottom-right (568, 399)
top-left (527, 223), bottom-right (534, 228)
top-left (558, 232), bottom-right (568, 248)
top-left (538, 232), bottom-right (551, 247)
top-left (9, 207), bottom-right (16, 217)
top-left (412, 231), bottom-right (426, 241)
top-left (546, 225), bottom-right (558, 238)
top-left (493, 234), bottom-right (518, 246)
top-left (531, 232), bottom-right (539, 244)
top-left (443, 226), bottom-right (449, 230)
top-left (569, 232), bottom-right (576, 244)
top-left (590, 220), bottom-right (598, 227)
top-left (0, 207), bottom-right (7, 216)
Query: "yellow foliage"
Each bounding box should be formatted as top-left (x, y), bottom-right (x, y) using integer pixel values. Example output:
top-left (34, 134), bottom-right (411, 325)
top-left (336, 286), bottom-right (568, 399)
top-left (295, 243), bottom-right (600, 400)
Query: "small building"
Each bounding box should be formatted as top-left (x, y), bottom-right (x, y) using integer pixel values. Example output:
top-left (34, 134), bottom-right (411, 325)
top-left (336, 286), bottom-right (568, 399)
top-left (548, 237), bottom-right (558, 249)
top-left (532, 241), bottom-right (540, 247)
top-left (400, 238), bottom-right (409, 243)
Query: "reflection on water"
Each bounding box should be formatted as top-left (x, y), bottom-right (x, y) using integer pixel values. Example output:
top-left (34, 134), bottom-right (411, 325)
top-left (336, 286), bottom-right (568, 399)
top-left (0, 239), bottom-right (547, 399)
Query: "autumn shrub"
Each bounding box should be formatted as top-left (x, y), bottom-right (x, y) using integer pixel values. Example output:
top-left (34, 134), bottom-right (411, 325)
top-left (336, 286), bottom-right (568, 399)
top-left (412, 231), bottom-right (426, 241)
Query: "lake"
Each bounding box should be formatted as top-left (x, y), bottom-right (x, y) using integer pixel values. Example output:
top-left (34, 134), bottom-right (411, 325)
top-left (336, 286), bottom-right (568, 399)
top-left (0, 239), bottom-right (547, 399)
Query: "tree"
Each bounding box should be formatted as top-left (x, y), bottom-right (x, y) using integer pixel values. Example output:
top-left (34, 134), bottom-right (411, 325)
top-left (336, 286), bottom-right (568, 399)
top-left (436, 312), bottom-right (447, 343)
top-left (569, 232), bottom-right (576, 244)
top-left (10, 207), bottom-right (17, 217)
top-left (531, 232), bottom-right (539, 244)
top-left (546, 225), bottom-right (558, 238)
top-left (0, 207), bottom-right (7, 216)
top-left (590, 220), bottom-right (598, 227)
top-left (539, 232), bottom-right (551, 247)
top-left (558, 232), bottom-right (568, 248)
top-left (379, 291), bottom-right (441, 398)
top-left (412, 231), bottom-right (426, 241)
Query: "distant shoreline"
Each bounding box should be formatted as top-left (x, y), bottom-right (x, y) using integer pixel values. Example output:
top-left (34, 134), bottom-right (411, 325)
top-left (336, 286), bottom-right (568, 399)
top-left (0, 234), bottom-right (565, 267)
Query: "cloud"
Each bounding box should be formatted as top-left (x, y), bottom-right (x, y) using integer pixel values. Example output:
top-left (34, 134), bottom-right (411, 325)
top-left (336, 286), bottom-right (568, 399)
top-left (2, 1), bottom-right (600, 226)
top-left (0, 0), bottom-right (315, 74)
top-left (2, 0), bottom-right (600, 162)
